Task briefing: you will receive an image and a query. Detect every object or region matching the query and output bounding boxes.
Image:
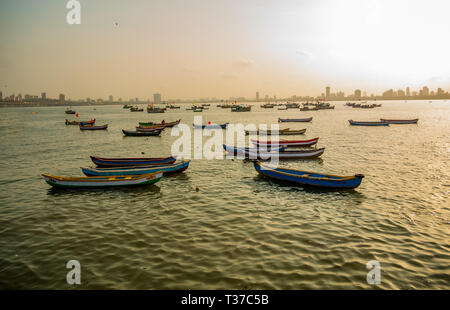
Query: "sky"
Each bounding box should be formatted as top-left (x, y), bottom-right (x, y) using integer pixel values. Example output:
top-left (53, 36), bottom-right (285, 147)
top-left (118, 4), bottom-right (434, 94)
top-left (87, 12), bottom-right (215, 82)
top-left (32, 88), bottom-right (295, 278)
top-left (0, 0), bottom-right (449, 100)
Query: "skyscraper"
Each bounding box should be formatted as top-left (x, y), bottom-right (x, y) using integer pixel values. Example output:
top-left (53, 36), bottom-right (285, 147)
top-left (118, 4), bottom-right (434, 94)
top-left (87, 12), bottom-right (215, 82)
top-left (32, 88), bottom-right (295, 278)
top-left (0, 91), bottom-right (2, 101)
top-left (109, 95), bottom-right (113, 103)
top-left (406, 87), bottom-right (410, 97)
top-left (256, 92), bottom-right (259, 102)
top-left (354, 89), bottom-right (361, 99)
top-left (422, 86), bottom-right (429, 96)
top-left (325, 86), bottom-right (330, 99)
top-left (59, 94), bottom-right (65, 105)
top-left (153, 93), bottom-right (161, 104)
top-left (41, 92), bottom-right (46, 100)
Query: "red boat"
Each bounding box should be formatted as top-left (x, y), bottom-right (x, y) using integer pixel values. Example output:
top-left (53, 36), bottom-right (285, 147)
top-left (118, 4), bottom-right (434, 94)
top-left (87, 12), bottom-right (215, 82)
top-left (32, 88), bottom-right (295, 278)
top-left (251, 137), bottom-right (319, 147)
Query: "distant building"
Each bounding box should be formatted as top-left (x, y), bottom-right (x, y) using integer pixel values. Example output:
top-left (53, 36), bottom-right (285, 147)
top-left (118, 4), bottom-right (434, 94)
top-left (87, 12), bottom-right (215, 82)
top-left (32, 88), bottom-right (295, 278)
top-left (153, 93), bottom-right (161, 104)
top-left (59, 94), bottom-right (65, 105)
top-left (354, 89), bottom-right (362, 99)
top-left (135, 97), bottom-right (139, 103)
top-left (406, 87), bottom-right (410, 97)
top-left (397, 89), bottom-right (405, 97)
top-left (0, 91), bottom-right (2, 101)
top-left (41, 92), bottom-right (46, 100)
top-left (256, 92), bottom-right (259, 102)
top-left (382, 89), bottom-right (394, 98)
top-left (109, 95), bottom-right (113, 103)
top-left (437, 88), bottom-right (443, 96)
top-left (422, 86), bottom-right (429, 96)
top-left (325, 86), bottom-right (330, 99)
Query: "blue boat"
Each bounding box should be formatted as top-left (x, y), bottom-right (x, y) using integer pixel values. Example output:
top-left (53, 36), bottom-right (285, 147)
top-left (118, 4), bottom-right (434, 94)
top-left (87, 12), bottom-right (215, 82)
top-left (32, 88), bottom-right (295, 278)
top-left (90, 156), bottom-right (176, 167)
top-left (253, 161), bottom-right (364, 189)
top-left (348, 120), bottom-right (389, 126)
top-left (81, 160), bottom-right (190, 176)
top-left (193, 123), bottom-right (228, 129)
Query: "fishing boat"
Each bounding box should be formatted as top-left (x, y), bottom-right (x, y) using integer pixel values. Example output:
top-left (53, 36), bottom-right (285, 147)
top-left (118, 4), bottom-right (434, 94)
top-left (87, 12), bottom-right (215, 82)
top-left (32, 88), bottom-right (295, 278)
top-left (65, 119), bottom-right (95, 125)
top-left (123, 104), bottom-right (132, 109)
top-left (91, 156), bottom-right (176, 167)
top-left (136, 126), bottom-right (165, 132)
top-left (348, 120), bottom-right (389, 126)
top-left (245, 128), bottom-right (306, 135)
top-left (223, 145), bottom-right (325, 159)
top-left (65, 109), bottom-right (76, 114)
top-left (138, 120), bottom-right (180, 128)
top-left (80, 124), bottom-right (108, 130)
top-left (222, 145), bottom-right (285, 155)
top-left (300, 107), bottom-right (319, 111)
top-left (253, 162), bottom-right (364, 189)
top-left (147, 105), bottom-right (165, 113)
top-left (193, 123), bottom-right (229, 129)
top-left (42, 172), bottom-right (162, 189)
top-left (193, 108), bottom-right (203, 112)
top-left (251, 137), bottom-right (319, 147)
top-left (81, 160), bottom-right (190, 177)
top-left (261, 103), bottom-right (274, 108)
top-left (278, 117), bottom-right (312, 123)
top-left (231, 105), bottom-right (251, 112)
top-left (122, 129), bottom-right (162, 136)
top-left (130, 106), bottom-right (144, 112)
top-left (380, 118), bottom-right (418, 124)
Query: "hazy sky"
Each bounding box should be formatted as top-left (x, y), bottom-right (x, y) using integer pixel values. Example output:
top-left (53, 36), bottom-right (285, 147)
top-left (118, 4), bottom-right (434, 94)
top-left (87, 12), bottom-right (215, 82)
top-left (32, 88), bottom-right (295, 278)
top-left (0, 0), bottom-right (449, 100)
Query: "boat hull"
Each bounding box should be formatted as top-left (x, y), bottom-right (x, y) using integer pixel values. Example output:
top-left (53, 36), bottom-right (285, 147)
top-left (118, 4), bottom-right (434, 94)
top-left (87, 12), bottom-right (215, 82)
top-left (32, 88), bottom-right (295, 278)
top-left (348, 120), bottom-right (389, 126)
top-left (251, 137), bottom-right (319, 147)
top-left (224, 145), bottom-right (324, 159)
top-left (122, 129), bottom-right (162, 136)
top-left (42, 172), bottom-right (162, 188)
top-left (80, 124), bottom-right (108, 130)
top-left (91, 156), bottom-right (176, 167)
top-left (278, 117), bottom-right (312, 122)
top-left (193, 123), bottom-right (228, 129)
top-left (254, 162), bottom-right (363, 189)
top-left (380, 119), bottom-right (418, 124)
top-left (81, 161), bottom-right (190, 176)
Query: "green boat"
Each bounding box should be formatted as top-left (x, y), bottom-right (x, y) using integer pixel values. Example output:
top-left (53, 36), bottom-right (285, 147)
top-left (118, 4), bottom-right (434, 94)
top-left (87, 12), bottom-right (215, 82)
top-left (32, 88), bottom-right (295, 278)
top-left (138, 122), bottom-right (154, 126)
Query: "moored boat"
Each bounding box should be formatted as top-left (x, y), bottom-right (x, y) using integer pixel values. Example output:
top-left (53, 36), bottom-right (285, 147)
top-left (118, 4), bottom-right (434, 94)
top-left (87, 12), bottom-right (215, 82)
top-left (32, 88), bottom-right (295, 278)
top-left (42, 172), bottom-right (162, 189)
top-left (65, 109), bottom-right (76, 114)
top-left (139, 119), bottom-right (180, 128)
top-left (253, 161), bottom-right (364, 189)
top-left (130, 106), bottom-right (144, 112)
top-left (245, 128), bottom-right (306, 135)
top-left (251, 137), bottom-right (319, 147)
top-left (348, 120), bottom-right (389, 126)
top-left (136, 126), bottom-right (165, 132)
top-left (223, 145), bottom-right (325, 159)
top-left (122, 129), bottom-right (162, 136)
top-left (81, 160), bottom-right (190, 176)
top-left (278, 117), bottom-right (312, 123)
top-left (66, 119), bottom-right (95, 125)
top-left (91, 156), bottom-right (176, 167)
top-left (380, 118), bottom-right (418, 124)
top-left (80, 124), bottom-right (108, 130)
top-left (222, 145), bottom-right (286, 155)
top-left (193, 123), bottom-right (228, 129)
top-left (231, 105), bottom-right (251, 112)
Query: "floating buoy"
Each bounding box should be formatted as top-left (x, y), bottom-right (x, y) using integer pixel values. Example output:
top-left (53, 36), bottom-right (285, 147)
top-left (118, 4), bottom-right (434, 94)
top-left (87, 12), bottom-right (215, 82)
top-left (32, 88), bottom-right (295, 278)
top-left (195, 186), bottom-right (200, 192)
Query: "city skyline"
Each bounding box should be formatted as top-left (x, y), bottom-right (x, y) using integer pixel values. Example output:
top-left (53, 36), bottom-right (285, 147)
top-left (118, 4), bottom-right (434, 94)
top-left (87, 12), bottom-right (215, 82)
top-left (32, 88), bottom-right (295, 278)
top-left (0, 0), bottom-right (449, 100)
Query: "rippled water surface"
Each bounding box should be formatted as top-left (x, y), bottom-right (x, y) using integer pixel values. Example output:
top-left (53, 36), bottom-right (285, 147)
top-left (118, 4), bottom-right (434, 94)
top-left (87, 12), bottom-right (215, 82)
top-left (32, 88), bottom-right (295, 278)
top-left (0, 100), bottom-right (449, 289)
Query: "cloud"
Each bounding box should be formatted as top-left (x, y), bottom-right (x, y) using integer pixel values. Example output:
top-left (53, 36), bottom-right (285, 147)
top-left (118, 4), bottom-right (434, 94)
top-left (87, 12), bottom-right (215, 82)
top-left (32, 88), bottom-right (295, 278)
top-left (232, 58), bottom-right (255, 68)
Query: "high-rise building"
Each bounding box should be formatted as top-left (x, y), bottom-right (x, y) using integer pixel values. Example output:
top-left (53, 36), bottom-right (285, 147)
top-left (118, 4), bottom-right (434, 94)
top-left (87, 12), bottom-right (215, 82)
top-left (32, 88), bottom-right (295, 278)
top-left (59, 94), bottom-right (65, 105)
top-left (398, 89), bottom-right (405, 97)
top-left (325, 86), bottom-right (330, 99)
top-left (109, 95), bottom-right (113, 103)
top-left (135, 97), bottom-right (139, 103)
top-left (437, 88), bottom-right (443, 96)
top-left (41, 92), bottom-right (46, 100)
top-left (422, 86), bottom-right (429, 96)
top-left (383, 89), bottom-right (394, 98)
top-left (0, 91), bottom-right (2, 101)
top-left (354, 89), bottom-right (362, 99)
top-left (153, 93), bottom-right (161, 104)
top-left (406, 87), bottom-right (410, 97)
top-left (256, 92), bottom-right (259, 102)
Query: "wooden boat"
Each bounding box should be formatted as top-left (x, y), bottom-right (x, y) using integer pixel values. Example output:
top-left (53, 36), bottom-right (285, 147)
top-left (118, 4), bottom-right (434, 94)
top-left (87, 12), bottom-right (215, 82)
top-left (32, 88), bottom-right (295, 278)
top-left (278, 117), bottom-right (312, 123)
top-left (261, 104), bottom-right (274, 108)
top-left (139, 119), bottom-right (180, 128)
top-left (81, 160), bottom-right (190, 177)
top-left (251, 137), bottom-right (319, 147)
top-left (122, 129), bottom-right (162, 136)
top-left (277, 107), bottom-right (288, 110)
top-left (123, 104), bottom-right (132, 109)
top-left (348, 120), bottom-right (389, 126)
top-left (222, 145), bottom-right (285, 155)
top-left (65, 109), bottom-right (76, 114)
top-left (91, 156), bottom-right (176, 167)
top-left (193, 109), bottom-right (203, 112)
top-left (42, 172), bottom-right (162, 189)
top-left (245, 128), bottom-right (306, 135)
top-left (130, 107), bottom-right (144, 112)
top-left (300, 107), bottom-right (319, 111)
top-left (193, 123), bottom-right (228, 129)
top-left (380, 118), bottom-right (418, 124)
top-left (147, 105), bottom-right (165, 113)
top-left (136, 126), bottom-right (165, 132)
top-left (223, 145), bottom-right (325, 159)
top-left (66, 119), bottom-right (95, 125)
top-left (80, 124), bottom-right (108, 130)
top-left (253, 162), bottom-right (364, 189)
top-left (231, 106), bottom-right (251, 112)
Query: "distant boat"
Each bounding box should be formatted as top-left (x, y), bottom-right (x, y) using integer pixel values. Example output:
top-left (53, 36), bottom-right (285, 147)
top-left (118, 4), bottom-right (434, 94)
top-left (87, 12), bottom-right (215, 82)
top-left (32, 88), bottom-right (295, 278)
top-left (253, 161), bottom-right (364, 189)
top-left (231, 105), bottom-right (251, 112)
top-left (223, 145), bottom-right (324, 159)
top-left (138, 119), bottom-right (180, 128)
top-left (130, 106), bottom-right (144, 112)
top-left (90, 156), bottom-right (176, 167)
top-left (348, 120), bottom-right (389, 126)
top-left (123, 104), bottom-right (132, 109)
top-left (42, 172), bottom-right (162, 189)
top-left (80, 124), bottom-right (108, 130)
top-left (65, 119), bottom-right (95, 125)
top-left (278, 117), bottom-right (312, 123)
top-left (193, 123), bottom-right (228, 129)
top-left (380, 118), bottom-right (418, 124)
top-left (65, 109), bottom-right (76, 114)
top-left (251, 137), bottom-right (319, 147)
top-left (122, 129), bottom-right (162, 136)
top-left (135, 126), bottom-right (165, 132)
top-left (81, 161), bottom-right (190, 177)
top-left (245, 128), bottom-right (306, 135)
